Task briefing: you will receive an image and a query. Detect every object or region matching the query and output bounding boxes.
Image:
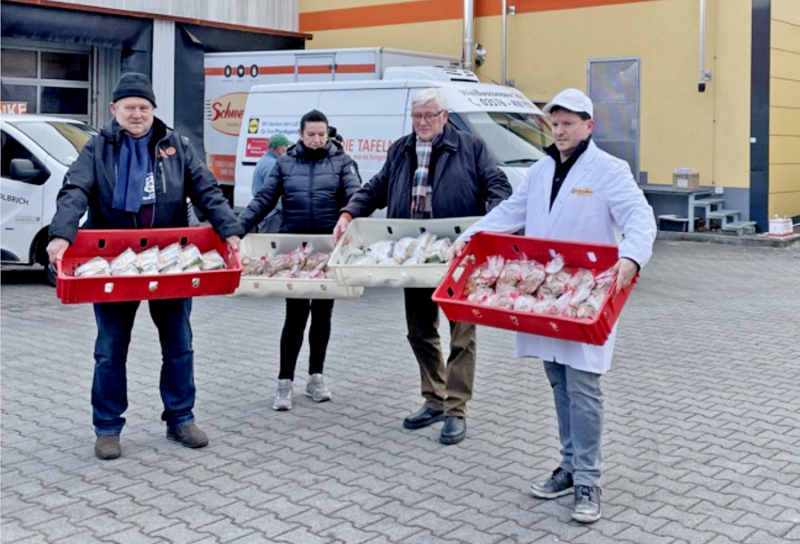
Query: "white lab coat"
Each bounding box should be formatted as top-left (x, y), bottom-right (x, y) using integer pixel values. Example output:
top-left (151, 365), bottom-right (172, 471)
top-left (458, 140), bottom-right (656, 374)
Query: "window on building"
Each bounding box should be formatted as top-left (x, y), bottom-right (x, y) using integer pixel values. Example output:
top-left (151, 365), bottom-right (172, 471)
top-left (1, 49), bottom-right (37, 78)
top-left (41, 51), bottom-right (90, 81)
top-left (1, 47), bottom-right (92, 123)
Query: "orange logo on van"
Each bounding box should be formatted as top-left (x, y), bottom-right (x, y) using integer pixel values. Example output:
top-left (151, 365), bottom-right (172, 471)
top-left (210, 92), bottom-right (248, 136)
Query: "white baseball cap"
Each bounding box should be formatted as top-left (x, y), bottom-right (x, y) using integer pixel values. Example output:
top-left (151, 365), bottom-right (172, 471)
top-left (543, 88), bottom-right (593, 118)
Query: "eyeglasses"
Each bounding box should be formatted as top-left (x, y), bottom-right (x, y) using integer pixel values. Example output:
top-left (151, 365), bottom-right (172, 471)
top-left (410, 110), bottom-right (444, 122)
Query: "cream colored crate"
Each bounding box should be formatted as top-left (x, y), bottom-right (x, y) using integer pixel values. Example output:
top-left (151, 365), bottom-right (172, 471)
top-left (328, 217), bottom-right (479, 288)
top-left (233, 234), bottom-right (363, 299)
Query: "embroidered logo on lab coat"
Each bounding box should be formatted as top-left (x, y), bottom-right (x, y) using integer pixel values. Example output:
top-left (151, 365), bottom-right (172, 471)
top-left (572, 187), bottom-right (594, 196)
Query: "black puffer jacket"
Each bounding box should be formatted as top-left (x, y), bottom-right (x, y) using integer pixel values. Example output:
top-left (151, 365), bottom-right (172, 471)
top-left (342, 124), bottom-right (510, 219)
top-left (49, 117), bottom-right (242, 243)
top-left (239, 140), bottom-right (362, 234)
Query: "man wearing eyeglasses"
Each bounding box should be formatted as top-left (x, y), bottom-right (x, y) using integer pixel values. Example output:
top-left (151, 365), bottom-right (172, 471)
top-left (333, 87), bottom-right (510, 445)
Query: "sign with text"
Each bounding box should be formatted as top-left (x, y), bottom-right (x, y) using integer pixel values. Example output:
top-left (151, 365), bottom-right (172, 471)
top-left (1, 102), bottom-right (28, 115)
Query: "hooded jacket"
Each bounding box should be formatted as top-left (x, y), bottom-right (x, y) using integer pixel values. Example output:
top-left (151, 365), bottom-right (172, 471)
top-left (49, 117), bottom-right (242, 243)
top-left (239, 140), bottom-right (362, 235)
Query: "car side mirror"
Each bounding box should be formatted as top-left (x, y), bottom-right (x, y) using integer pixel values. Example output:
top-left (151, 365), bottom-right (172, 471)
top-left (10, 158), bottom-right (40, 182)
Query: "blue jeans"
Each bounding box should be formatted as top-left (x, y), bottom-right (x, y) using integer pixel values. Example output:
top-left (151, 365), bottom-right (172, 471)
top-left (543, 361), bottom-right (604, 487)
top-left (92, 298), bottom-right (195, 436)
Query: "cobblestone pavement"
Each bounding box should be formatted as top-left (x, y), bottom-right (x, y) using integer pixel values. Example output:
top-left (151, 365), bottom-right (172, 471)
top-left (2, 240), bottom-right (800, 544)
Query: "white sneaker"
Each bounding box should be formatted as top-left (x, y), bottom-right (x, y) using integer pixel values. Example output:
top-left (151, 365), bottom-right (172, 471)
top-left (305, 373), bottom-right (331, 402)
top-left (272, 379), bottom-right (293, 411)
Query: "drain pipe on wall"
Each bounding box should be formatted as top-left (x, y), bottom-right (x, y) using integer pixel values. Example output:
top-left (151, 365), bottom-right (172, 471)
top-left (463, 0), bottom-right (474, 70)
top-left (501, 0), bottom-right (507, 85)
top-left (698, 0), bottom-right (712, 92)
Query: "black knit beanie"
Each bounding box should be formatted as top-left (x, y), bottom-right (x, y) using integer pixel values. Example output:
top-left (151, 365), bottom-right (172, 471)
top-left (112, 73), bottom-right (157, 107)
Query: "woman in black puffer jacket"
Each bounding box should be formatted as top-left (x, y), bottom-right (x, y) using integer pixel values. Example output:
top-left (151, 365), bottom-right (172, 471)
top-left (239, 110), bottom-right (361, 412)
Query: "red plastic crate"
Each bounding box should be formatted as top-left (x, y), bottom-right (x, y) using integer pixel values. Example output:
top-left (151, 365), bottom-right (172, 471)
top-left (432, 232), bottom-right (638, 346)
top-left (56, 226), bottom-right (242, 304)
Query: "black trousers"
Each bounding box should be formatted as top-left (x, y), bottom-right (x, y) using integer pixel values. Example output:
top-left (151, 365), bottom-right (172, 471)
top-left (279, 298), bottom-right (335, 380)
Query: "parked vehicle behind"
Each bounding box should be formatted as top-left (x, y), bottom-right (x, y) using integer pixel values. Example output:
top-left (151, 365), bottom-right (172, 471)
top-left (1, 115), bottom-right (97, 285)
top-left (234, 67), bottom-right (554, 213)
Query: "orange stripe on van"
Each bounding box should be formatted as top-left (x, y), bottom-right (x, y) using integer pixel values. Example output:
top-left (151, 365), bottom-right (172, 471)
top-left (298, 65), bottom-right (333, 74)
top-left (204, 66), bottom-right (297, 77)
top-left (300, 0), bottom-right (666, 32)
top-left (204, 65), bottom-right (374, 77)
top-left (336, 63), bottom-right (377, 73)
top-left (258, 66), bottom-right (296, 75)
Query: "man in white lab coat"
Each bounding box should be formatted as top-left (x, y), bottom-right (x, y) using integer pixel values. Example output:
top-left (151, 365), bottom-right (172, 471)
top-left (452, 88), bottom-right (657, 523)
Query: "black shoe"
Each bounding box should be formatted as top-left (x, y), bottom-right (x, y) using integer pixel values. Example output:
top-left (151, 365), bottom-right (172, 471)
top-left (439, 416), bottom-right (466, 445)
top-left (403, 406), bottom-right (444, 430)
top-left (572, 485), bottom-right (602, 523)
top-left (530, 467), bottom-right (574, 499)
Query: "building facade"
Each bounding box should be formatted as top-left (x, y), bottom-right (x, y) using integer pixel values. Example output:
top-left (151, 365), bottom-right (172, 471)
top-left (299, 0), bottom-right (800, 229)
top-left (1, 0), bottom-right (307, 161)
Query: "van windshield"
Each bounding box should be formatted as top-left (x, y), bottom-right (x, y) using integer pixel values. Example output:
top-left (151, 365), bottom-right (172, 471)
top-left (460, 112), bottom-right (553, 166)
top-left (9, 121), bottom-right (97, 166)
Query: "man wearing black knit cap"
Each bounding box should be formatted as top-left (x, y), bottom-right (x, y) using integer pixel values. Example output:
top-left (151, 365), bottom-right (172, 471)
top-left (47, 73), bottom-right (244, 460)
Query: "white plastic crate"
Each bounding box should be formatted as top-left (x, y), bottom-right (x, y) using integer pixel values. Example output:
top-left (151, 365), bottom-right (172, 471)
top-left (233, 234), bottom-right (363, 299)
top-left (328, 217), bottom-right (479, 288)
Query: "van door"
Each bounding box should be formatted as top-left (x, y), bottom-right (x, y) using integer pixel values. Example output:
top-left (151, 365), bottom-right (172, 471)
top-left (1, 130), bottom-right (46, 263)
top-left (296, 54), bottom-right (335, 82)
top-left (234, 90), bottom-right (322, 209)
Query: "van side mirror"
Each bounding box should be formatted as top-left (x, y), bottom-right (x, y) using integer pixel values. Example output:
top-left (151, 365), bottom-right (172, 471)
top-left (10, 158), bottom-right (40, 182)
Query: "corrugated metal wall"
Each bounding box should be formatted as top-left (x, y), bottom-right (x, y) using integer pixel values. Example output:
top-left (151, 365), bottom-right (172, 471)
top-left (52, 0), bottom-right (299, 32)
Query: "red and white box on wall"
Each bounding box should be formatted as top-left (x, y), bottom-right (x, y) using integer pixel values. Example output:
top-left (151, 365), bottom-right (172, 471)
top-left (432, 232), bottom-right (639, 346)
top-left (56, 227), bottom-right (242, 304)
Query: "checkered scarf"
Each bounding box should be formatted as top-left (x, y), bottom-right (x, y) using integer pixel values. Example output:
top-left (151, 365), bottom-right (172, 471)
top-left (411, 139), bottom-right (433, 218)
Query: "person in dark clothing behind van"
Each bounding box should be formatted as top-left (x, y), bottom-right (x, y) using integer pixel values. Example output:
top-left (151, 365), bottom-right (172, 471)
top-left (238, 109), bottom-right (362, 412)
top-left (251, 133), bottom-right (291, 233)
top-left (333, 87), bottom-right (511, 445)
top-left (46, 73), bottom-right (243, 460)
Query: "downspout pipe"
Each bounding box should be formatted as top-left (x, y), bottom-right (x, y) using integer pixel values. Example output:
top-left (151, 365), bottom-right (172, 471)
top-left (698, 0), bottom-right (712, 92)
top-left (463, 0), bottom-right (474, 70)
top-left (501, 0), bottom-right (507, 85)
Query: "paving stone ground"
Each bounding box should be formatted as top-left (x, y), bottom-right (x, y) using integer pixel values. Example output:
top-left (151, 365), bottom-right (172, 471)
top-left (2, 239), bottom-right (799, 543)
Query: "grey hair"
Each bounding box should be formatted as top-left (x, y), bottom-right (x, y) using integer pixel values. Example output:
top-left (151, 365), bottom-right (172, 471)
top-left (411, 88), bottom-right (447, 110)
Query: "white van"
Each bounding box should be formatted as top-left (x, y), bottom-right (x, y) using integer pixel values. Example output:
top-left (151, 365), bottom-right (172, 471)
top-left (205, 47), bottom-right (460, 187)
top-left (1, 115), bottom-right (97, 284)
top-left (234, 66), bottom-right (553, 210)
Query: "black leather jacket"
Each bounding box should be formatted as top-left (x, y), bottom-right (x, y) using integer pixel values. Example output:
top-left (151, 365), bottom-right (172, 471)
top-left (49, 117), bottom-right (242, 243)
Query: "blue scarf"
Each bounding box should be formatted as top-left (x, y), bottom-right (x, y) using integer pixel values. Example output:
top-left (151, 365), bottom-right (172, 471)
top-left (113, 129), bottom-right (153, 213)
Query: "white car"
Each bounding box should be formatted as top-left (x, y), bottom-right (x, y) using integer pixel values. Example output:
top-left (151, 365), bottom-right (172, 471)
top-left (1, 115), bottom-right (97, 285)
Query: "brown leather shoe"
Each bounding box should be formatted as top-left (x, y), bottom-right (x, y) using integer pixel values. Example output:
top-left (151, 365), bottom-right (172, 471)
top-left (94, 435), bottom-right (121, 460)
top-left (166, 423), bottom-right (209, 448)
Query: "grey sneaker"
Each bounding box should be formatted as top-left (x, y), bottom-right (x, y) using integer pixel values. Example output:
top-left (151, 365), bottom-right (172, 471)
top-left (530, 467), bottom-right (574, 499)
top-left (572, 485), bottom-right (602, 523)
top-left (305, 373), bottom-right (331, 402)
top-left (273, 379), bottom-right (293, 411)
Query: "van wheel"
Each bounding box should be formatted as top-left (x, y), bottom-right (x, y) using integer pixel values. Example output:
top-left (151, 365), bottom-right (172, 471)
top-left (45, 263), bottom-right (58, 287)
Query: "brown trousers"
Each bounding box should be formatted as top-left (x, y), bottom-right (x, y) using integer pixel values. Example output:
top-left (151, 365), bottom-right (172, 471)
top-left (404, 288), bottom-right (477, 418)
